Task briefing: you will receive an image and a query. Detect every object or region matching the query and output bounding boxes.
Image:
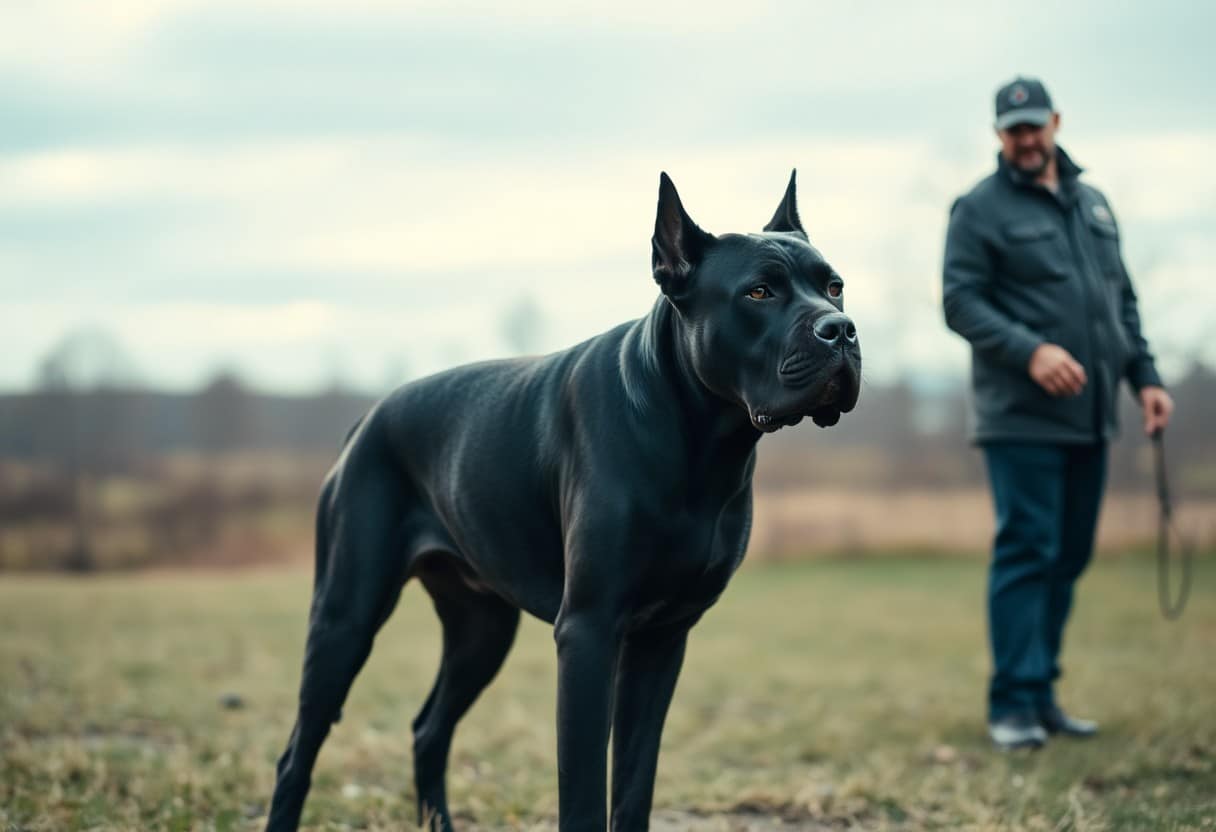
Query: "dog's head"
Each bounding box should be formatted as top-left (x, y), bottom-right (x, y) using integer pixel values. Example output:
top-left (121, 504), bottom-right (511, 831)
top-left (651, 171), bottom-right (861, 431)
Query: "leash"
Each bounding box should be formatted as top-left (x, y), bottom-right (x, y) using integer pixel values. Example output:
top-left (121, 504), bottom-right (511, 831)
top-left (1151, 428), bottom-right (1192, 620)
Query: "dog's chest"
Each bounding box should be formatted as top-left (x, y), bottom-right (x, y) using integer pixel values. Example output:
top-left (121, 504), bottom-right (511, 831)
top-left (635, 488), bottom-right (753, 625)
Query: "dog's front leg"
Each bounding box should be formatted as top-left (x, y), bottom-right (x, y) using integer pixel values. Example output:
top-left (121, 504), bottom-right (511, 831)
top-left (609, 627), bottom-right (690, 831)
top-left (554, 602), bottom-right (624, 832)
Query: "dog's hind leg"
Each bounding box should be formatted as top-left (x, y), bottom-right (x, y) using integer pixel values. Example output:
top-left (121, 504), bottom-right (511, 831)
top-left (412, 558), bottom-right (521, 831)
top-left (266, 430), bottom-right (412, 831)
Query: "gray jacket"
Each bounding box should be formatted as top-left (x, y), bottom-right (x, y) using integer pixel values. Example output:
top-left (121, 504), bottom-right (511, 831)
top-left (942, 147), bottom-right (1161, 444)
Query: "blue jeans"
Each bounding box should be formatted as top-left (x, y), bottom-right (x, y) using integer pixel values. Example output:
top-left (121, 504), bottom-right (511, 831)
top-left (982, 441), bottom-right (1108, 721)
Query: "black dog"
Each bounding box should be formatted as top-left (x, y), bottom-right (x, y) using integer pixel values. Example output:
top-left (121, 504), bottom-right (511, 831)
top-left (266, 172), bottom-right (861, 831)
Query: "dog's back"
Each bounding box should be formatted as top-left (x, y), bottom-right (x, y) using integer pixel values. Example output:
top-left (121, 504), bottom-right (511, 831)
top-left (346, 317), bottom-right (640, 618)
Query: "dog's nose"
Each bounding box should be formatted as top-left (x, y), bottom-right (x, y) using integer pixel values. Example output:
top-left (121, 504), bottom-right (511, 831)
top-left (812, 313), bottom-right (857, 347)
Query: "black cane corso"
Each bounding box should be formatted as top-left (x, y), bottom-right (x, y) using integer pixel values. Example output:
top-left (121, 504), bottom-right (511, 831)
top-left (266, 171), bottom-right (861, 831)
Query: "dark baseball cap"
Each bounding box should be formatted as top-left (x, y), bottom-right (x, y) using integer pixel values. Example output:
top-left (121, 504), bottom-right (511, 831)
top-left (994, 76), bottom-right (1054, 130)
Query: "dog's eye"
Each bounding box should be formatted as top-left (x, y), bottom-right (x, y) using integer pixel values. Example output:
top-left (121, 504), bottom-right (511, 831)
top-left (746, 286), bottom-right (772, 300)
top-left (827, 281), bottom-right (843, 299)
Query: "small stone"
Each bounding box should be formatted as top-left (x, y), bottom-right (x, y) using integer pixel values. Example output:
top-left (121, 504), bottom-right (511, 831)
top-left (218, 692), bottom-right (246, 710)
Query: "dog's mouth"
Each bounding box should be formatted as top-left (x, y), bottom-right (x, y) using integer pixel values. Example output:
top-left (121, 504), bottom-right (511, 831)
top-left (777, 352), bottom-right (821, 384)
top-left (750, 363), bottom-right (860, 433)
top-left (752, 411), bottom-right (806, 432)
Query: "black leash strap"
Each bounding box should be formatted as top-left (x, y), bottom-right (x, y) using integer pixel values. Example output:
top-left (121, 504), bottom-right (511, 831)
top-left (1151, 429), bottom-right (1192, 620)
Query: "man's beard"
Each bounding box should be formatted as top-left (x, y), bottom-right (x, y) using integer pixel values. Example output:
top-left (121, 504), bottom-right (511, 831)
top-left (1014, 146), bottom-right (1051, 177)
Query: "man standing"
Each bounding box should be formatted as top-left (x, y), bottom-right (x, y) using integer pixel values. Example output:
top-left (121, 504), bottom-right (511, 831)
top-left (942, 77), bottom-right (1174, 750)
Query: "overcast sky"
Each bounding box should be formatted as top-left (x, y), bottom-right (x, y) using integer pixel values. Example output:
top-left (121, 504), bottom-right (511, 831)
top-left (2, 0), bottom-right (1213, 393)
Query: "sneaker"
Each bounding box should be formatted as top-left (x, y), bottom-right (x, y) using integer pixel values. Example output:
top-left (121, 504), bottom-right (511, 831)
top-left (988, 713), bottom-right (1048, 750)
top-left (1038, 705), bottom-right (1098, 737)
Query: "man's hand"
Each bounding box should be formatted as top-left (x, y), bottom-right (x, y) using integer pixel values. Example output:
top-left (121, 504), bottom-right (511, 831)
top-left (1139, 385), bottom-right (1174, 436)
top-left (1028, 343), bottom-right (1087, 396)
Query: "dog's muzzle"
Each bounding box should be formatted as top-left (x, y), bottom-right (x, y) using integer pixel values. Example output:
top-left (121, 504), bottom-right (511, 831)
top-left (756, 316), bottom-right (860, 431)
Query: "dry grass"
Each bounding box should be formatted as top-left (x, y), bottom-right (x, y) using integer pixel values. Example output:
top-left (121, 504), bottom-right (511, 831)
top-left (750, 489), bottom-right (1216, 559)
top-left (6, 443), bottom-right (1211, 570)
top-left (1, 556), bottom-right (1214, 831)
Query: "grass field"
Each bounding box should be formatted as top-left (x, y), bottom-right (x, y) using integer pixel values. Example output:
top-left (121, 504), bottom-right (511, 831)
top-left (1, 556), bottom-right (1213, 831)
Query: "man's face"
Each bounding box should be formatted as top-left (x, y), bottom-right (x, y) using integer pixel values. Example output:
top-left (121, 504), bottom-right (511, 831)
top-left (996, 112), bottom-right (1060, 176)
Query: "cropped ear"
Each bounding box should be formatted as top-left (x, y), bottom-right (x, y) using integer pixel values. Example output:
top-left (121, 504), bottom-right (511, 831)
top-left (762, 169), bottom-right (806, 236)
top-left (651, 172), bottom-right (715, 293)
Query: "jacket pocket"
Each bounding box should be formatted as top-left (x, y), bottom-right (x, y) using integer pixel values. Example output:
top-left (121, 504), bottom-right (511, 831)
top-left (1087, 215), bottom-right (1124, 278)
top-left (1000, 220), bottom-right (1070, 282)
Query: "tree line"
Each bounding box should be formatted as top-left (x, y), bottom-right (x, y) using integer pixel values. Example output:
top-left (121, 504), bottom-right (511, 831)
top-left (2, 362), bottom-right (1213, 571)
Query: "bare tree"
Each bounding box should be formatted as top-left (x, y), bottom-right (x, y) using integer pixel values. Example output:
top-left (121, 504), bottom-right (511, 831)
top-left (193, 369), bottom-right (258, 452)
top-left (31, 328), bottom-right (141, 570)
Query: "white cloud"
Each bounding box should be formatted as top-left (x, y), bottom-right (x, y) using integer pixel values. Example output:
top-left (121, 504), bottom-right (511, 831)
top-left (1075, 132), bottom-right (1216, 224)
top-left (1, 1), bottom-right (1212, 391)
top-left (0, 2), bottom-right (184, 84)
top-left (2, 127), bottom-right (1212, 390)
